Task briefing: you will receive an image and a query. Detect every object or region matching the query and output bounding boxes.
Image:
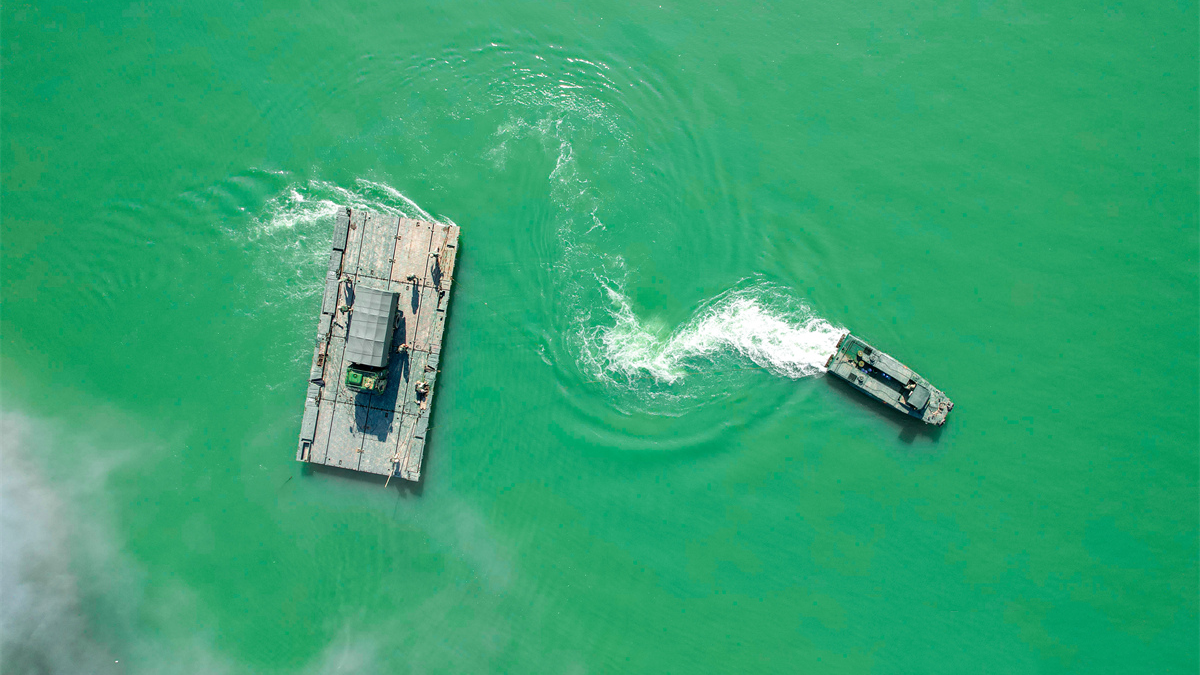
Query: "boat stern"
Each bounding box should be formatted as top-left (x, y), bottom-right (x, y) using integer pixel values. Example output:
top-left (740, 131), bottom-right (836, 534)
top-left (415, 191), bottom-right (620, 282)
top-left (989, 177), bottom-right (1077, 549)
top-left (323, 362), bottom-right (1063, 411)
top-left (824, 331), bottom-right (850, 370)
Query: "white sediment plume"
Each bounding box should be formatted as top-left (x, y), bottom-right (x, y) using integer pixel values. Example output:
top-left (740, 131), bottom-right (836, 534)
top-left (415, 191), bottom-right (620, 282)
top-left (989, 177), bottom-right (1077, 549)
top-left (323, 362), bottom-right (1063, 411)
top-left (0, 414), bottom-right (118, 674)
top-left (0, 410), bottom-right (526, 674)
top-left (580, 280), bottom-right (843, 386)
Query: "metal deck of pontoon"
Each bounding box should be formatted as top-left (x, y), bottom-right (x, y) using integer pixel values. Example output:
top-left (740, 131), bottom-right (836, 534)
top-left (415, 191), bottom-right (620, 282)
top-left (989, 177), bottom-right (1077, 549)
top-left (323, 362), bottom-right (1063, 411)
top-left (296, 207), bottom-right (459, 481)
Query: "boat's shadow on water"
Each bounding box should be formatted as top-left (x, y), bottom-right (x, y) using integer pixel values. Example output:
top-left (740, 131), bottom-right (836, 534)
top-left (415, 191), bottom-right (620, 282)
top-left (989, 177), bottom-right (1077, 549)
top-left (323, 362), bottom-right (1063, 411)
top-left (823, 375), bottom-right (946, 445)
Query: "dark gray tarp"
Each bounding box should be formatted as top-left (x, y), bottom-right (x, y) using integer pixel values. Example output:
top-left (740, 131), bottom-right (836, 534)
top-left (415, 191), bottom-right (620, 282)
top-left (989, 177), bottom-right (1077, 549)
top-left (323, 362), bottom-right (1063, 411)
top-left (345, 285), bottom-right (398, 368)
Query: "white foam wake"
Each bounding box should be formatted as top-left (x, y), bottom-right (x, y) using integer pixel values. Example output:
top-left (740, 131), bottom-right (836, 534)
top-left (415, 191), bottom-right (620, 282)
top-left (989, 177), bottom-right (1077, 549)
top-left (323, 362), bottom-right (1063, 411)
top-left (579, 280), bottom-right (844, 386)
top-left (250, 177), bottom-right (445, 238)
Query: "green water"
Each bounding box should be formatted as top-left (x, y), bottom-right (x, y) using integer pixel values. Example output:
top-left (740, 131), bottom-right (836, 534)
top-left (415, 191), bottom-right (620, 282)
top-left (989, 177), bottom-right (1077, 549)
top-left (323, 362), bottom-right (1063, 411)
top-left (2, 1), bottom-right (1197, 672)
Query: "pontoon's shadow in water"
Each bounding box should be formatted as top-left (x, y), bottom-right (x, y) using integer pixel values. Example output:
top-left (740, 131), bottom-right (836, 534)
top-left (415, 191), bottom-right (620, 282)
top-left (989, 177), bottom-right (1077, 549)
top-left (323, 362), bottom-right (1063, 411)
top-left (303, 461), bottom-right (424, 497)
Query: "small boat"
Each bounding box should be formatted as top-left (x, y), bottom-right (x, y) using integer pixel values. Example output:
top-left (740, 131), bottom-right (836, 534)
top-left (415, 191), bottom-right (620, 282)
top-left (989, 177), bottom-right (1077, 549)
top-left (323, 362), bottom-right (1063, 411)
top-left (824, 333), bottom-right (953, 425)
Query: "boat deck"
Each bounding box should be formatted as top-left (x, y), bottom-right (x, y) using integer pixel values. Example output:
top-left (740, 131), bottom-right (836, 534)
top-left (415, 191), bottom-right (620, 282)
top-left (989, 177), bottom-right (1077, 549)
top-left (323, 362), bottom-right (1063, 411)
top-left (296, 208), bottom-right (459, 481)
top-left (826, 333), bottom-right (953, 425)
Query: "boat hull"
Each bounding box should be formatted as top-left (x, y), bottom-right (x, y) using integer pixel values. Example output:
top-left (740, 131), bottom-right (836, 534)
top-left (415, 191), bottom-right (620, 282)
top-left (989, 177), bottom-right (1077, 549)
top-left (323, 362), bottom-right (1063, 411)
top-left (824, 333), bottom-right (953, 425)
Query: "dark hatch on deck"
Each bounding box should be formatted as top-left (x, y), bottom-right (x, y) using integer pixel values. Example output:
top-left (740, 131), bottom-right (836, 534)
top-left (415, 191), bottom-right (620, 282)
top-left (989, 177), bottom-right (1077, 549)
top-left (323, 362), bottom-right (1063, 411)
top-left (908, 384), bottom-right (931, 410)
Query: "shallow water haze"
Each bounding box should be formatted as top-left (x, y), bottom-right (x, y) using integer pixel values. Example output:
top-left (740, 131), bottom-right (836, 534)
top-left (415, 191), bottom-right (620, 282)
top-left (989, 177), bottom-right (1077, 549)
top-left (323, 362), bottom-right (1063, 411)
top-left (2, 1), bottom-right (1197, 673)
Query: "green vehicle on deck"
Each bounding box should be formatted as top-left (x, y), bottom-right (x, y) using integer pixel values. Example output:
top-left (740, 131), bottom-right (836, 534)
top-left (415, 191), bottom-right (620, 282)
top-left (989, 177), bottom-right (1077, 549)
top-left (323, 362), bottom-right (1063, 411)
top-left (345, 364), bottom-right (388, 393)
top-left (343, 285), bottom-right (400, 395)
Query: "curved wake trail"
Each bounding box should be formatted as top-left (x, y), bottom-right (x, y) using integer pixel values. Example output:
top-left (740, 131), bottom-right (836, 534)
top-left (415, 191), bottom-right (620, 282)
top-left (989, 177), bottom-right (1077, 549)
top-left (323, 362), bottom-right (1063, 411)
top-left (249, 177), bottom-right (445, 238)
top-left (579, 280), bottom-right (844, 387)
top-left (464, 49), bottom-right (840, 400)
